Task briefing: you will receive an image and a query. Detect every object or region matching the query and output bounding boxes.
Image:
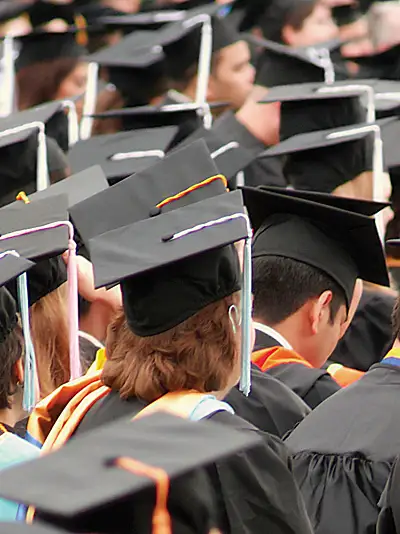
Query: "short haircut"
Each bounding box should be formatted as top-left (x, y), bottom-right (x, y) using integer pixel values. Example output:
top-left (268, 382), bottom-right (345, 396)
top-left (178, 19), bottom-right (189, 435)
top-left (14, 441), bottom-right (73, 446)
top-left (252, 256), bottom-right (347, 325)
top-left (0, 324), bottom-right (24, 410)
top-left (102, 292), bottom-right (240, 403)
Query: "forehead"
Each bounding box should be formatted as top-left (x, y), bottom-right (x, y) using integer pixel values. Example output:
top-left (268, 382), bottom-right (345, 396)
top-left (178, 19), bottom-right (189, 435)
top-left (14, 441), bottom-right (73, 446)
top-left (217, 40), bottom-right (250, 63)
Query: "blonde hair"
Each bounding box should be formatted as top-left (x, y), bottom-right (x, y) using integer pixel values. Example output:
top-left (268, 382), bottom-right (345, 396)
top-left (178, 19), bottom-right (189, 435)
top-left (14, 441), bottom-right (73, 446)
top-left (30, 283), bottom-right (70, 398)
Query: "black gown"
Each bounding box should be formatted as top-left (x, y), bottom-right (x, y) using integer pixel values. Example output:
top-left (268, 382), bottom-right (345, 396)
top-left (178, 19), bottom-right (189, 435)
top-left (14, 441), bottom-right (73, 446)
top-left (254, 329), bottom-right (341, 409)
top-left (330, 288), bottom-right (395, 371)
top-left (73, 390), bottom-right (314, 534)
top-left (225, 364), bottom-right (310, 437)
top-left (285, 360), bottom-right (400, 534)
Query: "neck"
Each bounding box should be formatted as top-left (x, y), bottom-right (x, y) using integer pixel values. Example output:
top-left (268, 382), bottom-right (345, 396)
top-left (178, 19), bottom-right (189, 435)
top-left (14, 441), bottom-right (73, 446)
top-left (80, 301), bottom-right (115, 344)
top-left (255, 316), bottom-right (304, 354)
top-left (0, 390), bottom-right (25, 428)
top-left (392, 339), bottom-right (400, 350)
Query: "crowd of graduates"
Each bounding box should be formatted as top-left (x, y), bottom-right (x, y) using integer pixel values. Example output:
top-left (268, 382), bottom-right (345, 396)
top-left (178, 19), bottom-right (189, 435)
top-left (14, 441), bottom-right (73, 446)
top-left (1, 0), bottom-right (400, 533)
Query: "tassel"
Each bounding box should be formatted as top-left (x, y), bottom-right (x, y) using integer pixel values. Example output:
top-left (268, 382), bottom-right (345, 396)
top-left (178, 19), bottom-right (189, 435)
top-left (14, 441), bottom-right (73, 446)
top-left (67, 236), bottom-right (81, 379)
top-left (18, 273), bottom-right (38, 413)
top-left (239, 231), bottom-right (253, 396)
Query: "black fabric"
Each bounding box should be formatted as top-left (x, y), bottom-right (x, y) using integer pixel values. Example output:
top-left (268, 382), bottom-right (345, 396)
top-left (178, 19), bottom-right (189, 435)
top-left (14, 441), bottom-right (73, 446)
top-left (330, 287), bottom-right (395, 372)
top-left (226, 364), bottom-right (310, 437)
top-left (254, 329), bottom-right (280, 351)
top-left (213, 111), bottom-right (287, 187)
top-left (121, 244), bottom-right (241, 336)
top-left (74, 390), bottom-right (314, 534)
top-left (268, 363), bottom-right (340, 410)
top-left (6, 256), bottom-right (67, 307)
top-left (286, 362), bottom-right (400, 534)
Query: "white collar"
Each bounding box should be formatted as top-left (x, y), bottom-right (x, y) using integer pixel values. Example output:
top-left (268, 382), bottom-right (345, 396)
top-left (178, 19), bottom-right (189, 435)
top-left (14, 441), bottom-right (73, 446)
top-left (253, 322), bottom-right (293, 351)
top-left (78, 331), bottom-right (104, 350)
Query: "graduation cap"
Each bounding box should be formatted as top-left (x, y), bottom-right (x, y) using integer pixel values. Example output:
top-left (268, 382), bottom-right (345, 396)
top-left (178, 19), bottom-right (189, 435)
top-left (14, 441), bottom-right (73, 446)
top-left (15, 29), bottom-right (87, 71)
top-left (347, 43), bottom-right (400, 81)
top-left (259, 185), bottom-right (390, 216)
top-left (175, 125), bottom-right (254, 187)
top-left (332, 3), bottom-right (363, 26)
top-left (97, 10), bottom-right (186, 32)
top-left (242, 186), bottom-right (389, 307)
top-left (0, 2), bottom-right (31, 24)
top-left (27, 0), bottom-right (78, 28)
top-left (0, 194), bottom-right (80, 381)
top-left (68, 127), bottom-right (179, 185)
top-left (0, 413), bottom-right (261, 533)
top-left (252, 35), bottom-right (342, 87)
top-left (69, 139), bottom-right (226, 247)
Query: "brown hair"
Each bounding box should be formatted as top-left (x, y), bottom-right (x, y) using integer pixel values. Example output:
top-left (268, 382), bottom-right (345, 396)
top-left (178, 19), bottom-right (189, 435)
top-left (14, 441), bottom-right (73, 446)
top-left (102, 293), bottom-right (240, 403)
top-left (262, 0), bottom-right (317, 42)
top-left (0, 324), bottom-right (24, 410)
top-left (17, 57), bottom-right (79, 110)
top-left (30, 283), bottom-right (70, 398)
top-left (392, 297), bottom-right (400, 342)
top-left (92, 86), bottom-right (125, 136)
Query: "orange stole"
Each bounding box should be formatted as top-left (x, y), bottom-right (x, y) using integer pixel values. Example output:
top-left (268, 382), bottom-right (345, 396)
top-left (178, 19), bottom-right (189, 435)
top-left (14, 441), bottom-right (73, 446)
top-left (252, 346), bottom-right (363, 387)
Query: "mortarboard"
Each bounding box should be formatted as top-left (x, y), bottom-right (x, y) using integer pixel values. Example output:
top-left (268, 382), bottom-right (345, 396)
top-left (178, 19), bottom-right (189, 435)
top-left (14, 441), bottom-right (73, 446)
top-left (97, 10), bottom-right (186, 32)
top-left (0, 413), bottom-right (261, 533)
top-left (175, 125), bottom-right (254, 186)
top-left (332, 3), bottom-right (363, 26)
top-left (252, 35), bottom-right (341, 87)
top-left (259, 185), bottom-right (390, 216)
top-left (0, 251), bottom-right (34, 289)
top-left (0, 2), bottom-right (31, 24)
top-left (347, 43), bottom-right (400, 81)
top-left (242, 186), bottom-right (389, 306)
top-left (69, 139), bottom-right (225, 247)
top-left (27, 0), bottom-right (78, 29)
top-left (0, 193), bottom-right (80, 381)
top-left (15, 29), bottom-right (87, 71)
top-left (68, 127), bottom-right (179, 185)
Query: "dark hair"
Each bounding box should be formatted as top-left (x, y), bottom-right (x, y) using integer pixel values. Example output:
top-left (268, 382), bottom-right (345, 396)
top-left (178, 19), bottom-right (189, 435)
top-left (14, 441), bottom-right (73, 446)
top-left (253, 256), bottom-right (347, 325)
top-left (168, 51), bottom-right (221, 94)
top-left (0, 324), bottom-right (24, 410)
top-left (392, 297), bottom-right (400, 342)
top-left (17, 57), bottom-right (79, 109)
top-left (102, 292), bottom-right (240, 403)
top-left (261, 0), bottom-right (317, 43)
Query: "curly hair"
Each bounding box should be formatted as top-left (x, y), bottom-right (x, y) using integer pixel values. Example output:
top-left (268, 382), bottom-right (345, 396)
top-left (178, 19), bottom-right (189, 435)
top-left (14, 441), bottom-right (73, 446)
top-left (102, 293), bottom-right (240, 402)
top-left (0, 324), bottom-right (24, 410)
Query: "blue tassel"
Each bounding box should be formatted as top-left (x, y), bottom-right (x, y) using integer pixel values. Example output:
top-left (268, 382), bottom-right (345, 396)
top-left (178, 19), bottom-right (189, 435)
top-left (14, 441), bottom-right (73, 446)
top-left (17, 273), bottom-right (37, 413)
top-left (239, 236), bottom-right (252, 396)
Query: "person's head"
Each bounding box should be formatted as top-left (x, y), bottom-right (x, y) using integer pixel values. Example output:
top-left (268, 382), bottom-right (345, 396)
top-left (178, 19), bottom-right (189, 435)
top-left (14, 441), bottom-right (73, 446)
top-left (0, 322), bottom-right (24, 412)
top-left (261, 0), bottom-right (338, 46)
top-left (17, 57), bottom-right (87, 110)
top-left (252, 255), bottom-right (362, 366)
top-left (101, 0), bottom-right (141, 12)
top-left (30, 282), bottom-right (70, 398)
top-left (102, 291), bottom-right (244, 402)
top-left (173, 39), bottom-right (255, 110)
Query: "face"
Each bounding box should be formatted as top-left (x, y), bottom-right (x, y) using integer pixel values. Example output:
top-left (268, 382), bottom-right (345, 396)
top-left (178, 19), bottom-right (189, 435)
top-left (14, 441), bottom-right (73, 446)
top-left (283, 4), bottom-right (339, 47)
top-left (102, 0), bottom-right (141, 12)
top-left (54, 61), bottom-right (88, 109)
top-left (208, 41), bottom-right (255, 110)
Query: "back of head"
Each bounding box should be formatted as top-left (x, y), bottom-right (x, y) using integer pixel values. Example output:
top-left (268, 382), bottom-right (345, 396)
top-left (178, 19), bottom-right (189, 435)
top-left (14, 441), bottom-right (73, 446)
top-left (252, 255), bottom-right (346, 326)
top-left (260, 0), bottom-right (317, 43)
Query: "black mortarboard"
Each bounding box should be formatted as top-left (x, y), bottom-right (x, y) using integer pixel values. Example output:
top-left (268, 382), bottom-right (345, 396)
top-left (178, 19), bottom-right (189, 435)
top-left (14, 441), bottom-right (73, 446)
top-left (15, 29), bottom-right (86, 71)
top-left (69, 139), bottom-right (225, 247)
top-left (0, 2), bottom-right (30, 24)
top-left (18, 165), bottom-right (109, 208)
top-left (261, 120), bottom-right (379, 192)
top-left (175, 126), bottom-right (254, 186)
top-left (97, 10), bottom-right (186, 32)
top-left (28, 0), bottom-right (77, 28)
top-left (259, 185), bottom-right (390, 215)
top-left (253, 35), bottom-right (344, 87)
top-left (68, 127), bottom-right (179, 185)
top-left (0, 194), bottom-right (69, 261)
top-left (0, 413), bottom-right (261, 533)
top-left (90, 191), bottom-right (246, 336)
top-left (0, 251), bottom-right (34, 288)
top-left (242, 186), bottom-right (389, 306)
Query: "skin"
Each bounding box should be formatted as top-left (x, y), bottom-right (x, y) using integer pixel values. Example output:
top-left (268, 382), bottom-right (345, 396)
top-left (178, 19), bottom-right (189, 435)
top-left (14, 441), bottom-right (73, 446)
top-left (54, 62), bottom-right (88, 117)
top-left (0, 359), bottom-right (25, 428)
top-left (254, 279), bottom-right (363, 369)
top-left (102, 0), bottom-right (141, 12)
top-left (282, 3), bottom-right (339, 47)
top-left (185, 41), bottom-right (255, 110)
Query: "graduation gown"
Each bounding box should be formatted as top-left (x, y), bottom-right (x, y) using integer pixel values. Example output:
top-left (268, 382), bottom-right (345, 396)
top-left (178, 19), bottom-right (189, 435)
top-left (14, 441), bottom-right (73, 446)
top-left (74, 390), bottom-right (314, 534)
top-left (253, 328), bottom-right (341, 409)
top-left (285, 353), bottom-right (400, 534)
top-left (225, 364), bottom-right (310, 437)
top-left (330, 287), bottom-right (395, 371)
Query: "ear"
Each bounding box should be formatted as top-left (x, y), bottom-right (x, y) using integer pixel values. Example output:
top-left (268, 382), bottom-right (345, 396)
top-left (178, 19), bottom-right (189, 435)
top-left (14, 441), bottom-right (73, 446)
top-left (310, 291), bottom-right (333, 335)
top-left (13, 358), bottom-right (24, 385)
top-left (339, 279), bottom-right (363, 339)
